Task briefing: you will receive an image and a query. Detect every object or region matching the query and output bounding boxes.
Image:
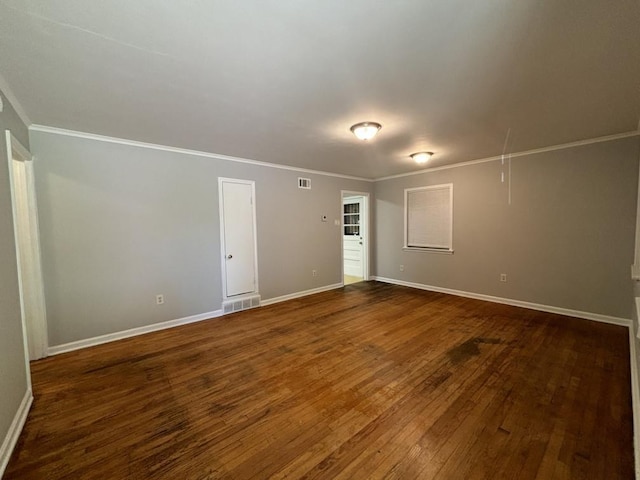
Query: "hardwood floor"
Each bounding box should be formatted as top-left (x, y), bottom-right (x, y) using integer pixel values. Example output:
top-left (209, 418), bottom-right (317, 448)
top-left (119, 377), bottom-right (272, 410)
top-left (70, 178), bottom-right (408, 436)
top-left (6, 282), bottom-right (633, 479)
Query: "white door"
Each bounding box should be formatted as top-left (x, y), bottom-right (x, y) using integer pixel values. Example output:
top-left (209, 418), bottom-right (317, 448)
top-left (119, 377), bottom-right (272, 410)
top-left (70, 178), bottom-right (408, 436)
top-left (343, 195), bottom-right (365, 278)
top-left (219, 178), bottom-right (258, 297)
top-left (6, 131), bottom-right (48, 360)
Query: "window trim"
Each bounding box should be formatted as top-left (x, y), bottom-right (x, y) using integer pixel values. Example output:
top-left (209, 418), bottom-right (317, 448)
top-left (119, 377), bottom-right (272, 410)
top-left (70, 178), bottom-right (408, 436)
top-left (403, 183), bottom-right (454, 253)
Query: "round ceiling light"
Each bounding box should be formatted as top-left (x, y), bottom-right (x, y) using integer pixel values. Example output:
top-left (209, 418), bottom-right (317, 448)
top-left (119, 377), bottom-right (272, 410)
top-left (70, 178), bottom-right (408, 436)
top-left (350, 122), bottom-right (382, 141)
top-left (410, 152), bottom-right (434, 164)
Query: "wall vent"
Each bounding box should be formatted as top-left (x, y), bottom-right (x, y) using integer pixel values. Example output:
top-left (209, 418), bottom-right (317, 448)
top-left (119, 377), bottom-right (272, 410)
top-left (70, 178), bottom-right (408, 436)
top-left (222, 294), bottom-right (261, 314)
top-left (298, 177), bottom-right (311, 189)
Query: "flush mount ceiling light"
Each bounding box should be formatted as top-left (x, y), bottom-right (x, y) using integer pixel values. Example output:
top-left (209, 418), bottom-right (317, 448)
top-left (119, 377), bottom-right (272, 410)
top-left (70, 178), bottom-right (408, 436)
top-left (350, 122), bottom-right (382, 141)
top-left (410, 152), bottom-right (434, 164)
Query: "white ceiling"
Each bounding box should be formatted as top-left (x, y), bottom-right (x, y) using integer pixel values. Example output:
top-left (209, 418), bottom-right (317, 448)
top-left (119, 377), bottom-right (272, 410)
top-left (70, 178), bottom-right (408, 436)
top-left (1, 0), bottom-right (638, 179)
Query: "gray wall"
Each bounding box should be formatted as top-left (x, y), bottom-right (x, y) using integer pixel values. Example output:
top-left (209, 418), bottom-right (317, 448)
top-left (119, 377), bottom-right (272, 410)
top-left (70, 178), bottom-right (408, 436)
top-left (29, 131), bottom-right (372, 346)
top-left (0, 91), bottom-right (30, 453)
top-left (374, 136), bottom-right (639, 319)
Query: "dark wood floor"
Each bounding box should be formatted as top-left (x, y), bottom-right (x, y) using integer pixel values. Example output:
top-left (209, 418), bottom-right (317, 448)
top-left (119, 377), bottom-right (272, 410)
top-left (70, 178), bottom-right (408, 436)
top-left (6, 282), bottom-right (633, 479)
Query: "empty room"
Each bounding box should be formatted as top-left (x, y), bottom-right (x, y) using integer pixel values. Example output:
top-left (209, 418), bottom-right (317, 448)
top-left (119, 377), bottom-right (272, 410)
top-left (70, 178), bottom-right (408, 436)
top-left (1, 1), bottom-right (639, 479)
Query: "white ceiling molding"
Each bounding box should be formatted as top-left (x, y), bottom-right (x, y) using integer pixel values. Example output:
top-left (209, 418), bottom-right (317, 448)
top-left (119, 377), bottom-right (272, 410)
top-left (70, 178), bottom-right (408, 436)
top-left (31, 124), bottom-right (639, 184)
top-left (0, 71), bottom-right (31, 126)
top-left (29, 124), bottom-right (373, 182)
top-left (374, 130), bottom-right (640, 182)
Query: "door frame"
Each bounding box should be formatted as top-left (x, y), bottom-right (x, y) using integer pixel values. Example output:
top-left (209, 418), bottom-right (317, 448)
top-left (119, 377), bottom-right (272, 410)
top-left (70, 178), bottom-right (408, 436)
top-left (340, 190), bottom-right (370, 284)
top-left (6, 130), bottom-right (48, 363)
top-left (218, 177), bottom-right (259, 300)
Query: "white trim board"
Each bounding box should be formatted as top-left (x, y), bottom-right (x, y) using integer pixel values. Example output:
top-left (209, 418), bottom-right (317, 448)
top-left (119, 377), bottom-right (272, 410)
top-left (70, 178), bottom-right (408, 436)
top-left (629, 325), bottom-right (640, 479)
top-left (372, 276), bottom-right (631, 327)
top-left (260, 283), bottom-right (343, 307)
top-left (47, 309), bottom-right (222, 356)
top-left (29, 125), bottom-right (372, 182)
top-left (637, 297), bottom-right (640, 340)
top-left (375, 130), bottom-right (640, 181)
top-left (0, 388), bottom-right (32, 478)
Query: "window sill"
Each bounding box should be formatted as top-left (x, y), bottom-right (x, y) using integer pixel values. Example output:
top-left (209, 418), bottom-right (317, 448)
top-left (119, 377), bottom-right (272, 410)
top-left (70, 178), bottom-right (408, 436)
top-left (403, 247), bottom-right (454, 254)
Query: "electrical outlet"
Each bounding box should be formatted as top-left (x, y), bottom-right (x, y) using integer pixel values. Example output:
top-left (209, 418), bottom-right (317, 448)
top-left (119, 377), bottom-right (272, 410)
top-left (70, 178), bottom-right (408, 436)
top-left (156, 294), bottom-right (164, 305)
top-left (500, 274), bottom-right (507, 282)
top-left (400, 265), bottom-right (404, 272)
top-left (312, 269), bottom-right (318, 277)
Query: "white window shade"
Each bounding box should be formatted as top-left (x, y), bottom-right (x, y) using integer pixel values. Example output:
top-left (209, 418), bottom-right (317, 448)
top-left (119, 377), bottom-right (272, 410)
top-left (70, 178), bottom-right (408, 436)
top-left (405, 184), bottom-right (453, 250)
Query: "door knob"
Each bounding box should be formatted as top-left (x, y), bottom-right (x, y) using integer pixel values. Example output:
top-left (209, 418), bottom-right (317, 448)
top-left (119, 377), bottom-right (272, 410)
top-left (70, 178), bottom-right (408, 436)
top-left (227, 254), bottom-right (233, 259)
top-left (359, 242), bottom-right (362, 245)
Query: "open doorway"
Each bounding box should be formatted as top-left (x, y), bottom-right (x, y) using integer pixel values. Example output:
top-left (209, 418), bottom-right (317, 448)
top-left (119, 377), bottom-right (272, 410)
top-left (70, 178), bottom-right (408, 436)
top-left (6, 131), bottom-right (48, 360)
top-left (341, 191), bottom-right (369, 285)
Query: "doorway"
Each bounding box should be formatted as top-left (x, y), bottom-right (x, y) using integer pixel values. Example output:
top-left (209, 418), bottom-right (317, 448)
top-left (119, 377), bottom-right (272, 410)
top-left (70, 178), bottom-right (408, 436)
top-left (6, 131), bottom-right (48, 360)
top-left (341, 191), bottom-right (369, 285)
top-left (218, 177), bottom-right (259, 300)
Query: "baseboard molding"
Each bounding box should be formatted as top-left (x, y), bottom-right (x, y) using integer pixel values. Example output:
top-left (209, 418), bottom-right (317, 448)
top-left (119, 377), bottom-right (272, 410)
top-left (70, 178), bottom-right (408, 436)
top-left (0, 388), bottom-right (33, 478)
top-left (629, 326), bottom-right (640, 479)
top-left (260, 283), bottom-right (343, 307)
top-left (47, 310), bottom-right (223, 356)
top-left (371, 276), bottom-right (632, 327)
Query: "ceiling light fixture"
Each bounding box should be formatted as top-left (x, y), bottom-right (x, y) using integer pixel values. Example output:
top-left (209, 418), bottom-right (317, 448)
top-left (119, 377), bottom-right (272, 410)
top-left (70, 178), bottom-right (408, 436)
top-left (410, 152), bottom-right (434, 164)
top-left (350, 122), bottom-right (382, 141)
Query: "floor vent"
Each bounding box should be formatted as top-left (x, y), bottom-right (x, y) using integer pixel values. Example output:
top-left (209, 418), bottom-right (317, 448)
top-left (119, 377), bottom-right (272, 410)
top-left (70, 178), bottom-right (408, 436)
top-left (222, 294), bottom-right (261, 314)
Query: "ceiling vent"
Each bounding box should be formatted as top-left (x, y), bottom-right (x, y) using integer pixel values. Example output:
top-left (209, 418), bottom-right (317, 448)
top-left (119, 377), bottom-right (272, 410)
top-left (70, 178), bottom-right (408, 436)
top-left (298, 177), bottom-right (311, 189)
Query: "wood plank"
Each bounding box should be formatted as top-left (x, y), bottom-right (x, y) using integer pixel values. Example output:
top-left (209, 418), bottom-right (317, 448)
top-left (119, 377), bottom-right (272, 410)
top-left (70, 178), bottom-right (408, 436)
top-left (5, 282), bottom-right (633, 479)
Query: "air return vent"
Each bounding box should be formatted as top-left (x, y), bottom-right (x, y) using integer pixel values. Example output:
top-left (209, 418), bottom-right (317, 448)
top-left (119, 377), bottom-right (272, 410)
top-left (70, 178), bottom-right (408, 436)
top-left (222, 294), bottom-right (261, 314)
top-left (298, 177), bottom-right (311, 189)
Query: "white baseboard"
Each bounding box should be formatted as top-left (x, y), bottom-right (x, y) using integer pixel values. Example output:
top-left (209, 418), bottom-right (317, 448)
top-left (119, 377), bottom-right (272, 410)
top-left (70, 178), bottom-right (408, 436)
top-left (47, 310), bottom-right (223, 356)
top-left (371, 276), bottom-right (632, 327)
top-left (629, 326), bottom-right (640, 479)
top-left (0, 388), bottom-right (33, 478)
top-left (260, 283), bottom-right (343, 307)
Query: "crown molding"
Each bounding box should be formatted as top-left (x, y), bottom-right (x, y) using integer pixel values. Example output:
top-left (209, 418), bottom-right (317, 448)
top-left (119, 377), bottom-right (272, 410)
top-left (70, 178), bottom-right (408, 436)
top-left (0, 73), bottom-right (31, 127)
top-left (29, 124), bottom-right (374, 182)
top-left (28, 124), bottom-right (640, 183)
top-left (374, 130), bottom-right (640, 182)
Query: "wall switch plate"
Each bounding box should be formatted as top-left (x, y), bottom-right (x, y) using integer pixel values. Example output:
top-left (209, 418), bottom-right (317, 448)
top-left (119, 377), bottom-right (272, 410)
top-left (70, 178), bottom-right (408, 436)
top-left (400, 265), bottom-right (404, 272)
top-left (334, 219), bottom-right (340, 226)
top-left (500, 274), bottom-right (507, 282)
top-left (156, 294), bottom-right (164, 305)
top-left (312, 269), bottom-right (318, 277)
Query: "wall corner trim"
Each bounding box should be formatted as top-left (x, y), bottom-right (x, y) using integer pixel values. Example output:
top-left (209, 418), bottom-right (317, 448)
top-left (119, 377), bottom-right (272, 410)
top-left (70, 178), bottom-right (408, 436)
top-left (0, 388), bottom-right (33, 477)
top-left (260, 283), bottom-right (343, 307)
top-left (47, 310), bottom-right (223, 356)
top-left (371, 276), bottom-right (632, 327)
